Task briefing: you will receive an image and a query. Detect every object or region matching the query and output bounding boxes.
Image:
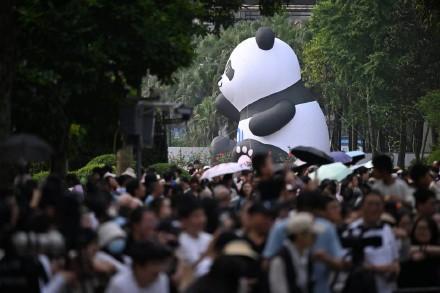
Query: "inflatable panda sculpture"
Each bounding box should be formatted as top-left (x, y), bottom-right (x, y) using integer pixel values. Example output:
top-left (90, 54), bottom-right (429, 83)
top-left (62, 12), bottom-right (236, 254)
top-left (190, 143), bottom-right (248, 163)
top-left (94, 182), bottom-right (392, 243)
top-left (215, 27), bottom-right (330, 164)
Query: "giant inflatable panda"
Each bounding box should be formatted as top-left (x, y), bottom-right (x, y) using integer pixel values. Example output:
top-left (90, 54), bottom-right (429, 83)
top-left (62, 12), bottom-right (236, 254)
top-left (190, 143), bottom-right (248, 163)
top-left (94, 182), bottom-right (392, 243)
top-left (215, 27), bottom-right (330, 164)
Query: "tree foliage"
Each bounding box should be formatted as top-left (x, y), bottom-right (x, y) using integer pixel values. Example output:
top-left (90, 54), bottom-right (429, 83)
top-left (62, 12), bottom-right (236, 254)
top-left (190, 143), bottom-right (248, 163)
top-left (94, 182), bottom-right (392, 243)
top-left (11, 0), bottom-right (202, 174)
top-left (259, 0), bottom-right (284, 16)
top-left (199, 0), bottom-right (242, 33)
top-left (303, 0), bottom-right (440, 165)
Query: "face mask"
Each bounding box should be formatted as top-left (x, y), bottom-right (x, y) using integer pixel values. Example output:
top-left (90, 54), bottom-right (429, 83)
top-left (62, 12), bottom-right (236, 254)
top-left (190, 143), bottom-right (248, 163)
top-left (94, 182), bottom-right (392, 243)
top-left (107, 238), bottom-right (126, 255)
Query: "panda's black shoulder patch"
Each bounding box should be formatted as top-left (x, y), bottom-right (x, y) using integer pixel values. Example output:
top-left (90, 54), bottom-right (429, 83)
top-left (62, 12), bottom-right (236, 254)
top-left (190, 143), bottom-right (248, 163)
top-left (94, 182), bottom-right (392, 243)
top-left (255, 27), bottom-right (275, 50)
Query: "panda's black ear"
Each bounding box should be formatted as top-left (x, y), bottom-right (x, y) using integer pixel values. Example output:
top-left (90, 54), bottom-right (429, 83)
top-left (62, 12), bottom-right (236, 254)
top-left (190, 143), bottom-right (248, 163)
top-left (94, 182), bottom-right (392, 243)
top-left (255, 27), bottom-right (275, 50)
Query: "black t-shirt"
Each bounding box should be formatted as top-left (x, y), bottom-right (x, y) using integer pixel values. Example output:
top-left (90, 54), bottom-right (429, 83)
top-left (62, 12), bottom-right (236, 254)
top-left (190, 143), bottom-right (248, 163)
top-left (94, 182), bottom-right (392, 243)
top-left (0, 255), bottom-right (42, 292)
top-left (399, 256), bottom-right (440, 288)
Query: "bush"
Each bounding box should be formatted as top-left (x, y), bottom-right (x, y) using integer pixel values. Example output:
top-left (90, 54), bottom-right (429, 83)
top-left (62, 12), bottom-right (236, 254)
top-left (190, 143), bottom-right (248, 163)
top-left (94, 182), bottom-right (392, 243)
top-left (427, 148), bottom-right (440, 164)
top-left (85, 154), bottom-right (116, 167)
top-left (32, 171), bottom-right (49, 182)
top-left (149, 162), bottom-right (190, 179)
top-left (68, 154), bottom-right (116, 181)
top-left (73, 163), bottom-right (102, 181)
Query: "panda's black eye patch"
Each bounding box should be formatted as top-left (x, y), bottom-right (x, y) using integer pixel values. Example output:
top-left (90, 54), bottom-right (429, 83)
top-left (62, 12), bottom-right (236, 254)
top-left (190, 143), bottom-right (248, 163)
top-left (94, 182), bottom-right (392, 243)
top-left (225, 60), bottom-right (234, 81)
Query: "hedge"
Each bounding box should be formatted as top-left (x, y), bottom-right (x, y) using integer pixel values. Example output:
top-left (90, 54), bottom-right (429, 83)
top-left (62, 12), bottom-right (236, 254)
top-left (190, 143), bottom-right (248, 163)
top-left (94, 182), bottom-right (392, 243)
top-left (149, 163), bottom-right (190, 179)
top-left (85, 154), bottom-right (116, 167)
top-left (32, 154), bottom-right (191, 182)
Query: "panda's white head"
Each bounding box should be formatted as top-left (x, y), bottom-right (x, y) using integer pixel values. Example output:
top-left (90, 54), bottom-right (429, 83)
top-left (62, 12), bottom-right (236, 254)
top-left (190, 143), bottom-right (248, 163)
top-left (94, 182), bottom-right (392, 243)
top-left (218, 27), bottom-right (301, 112)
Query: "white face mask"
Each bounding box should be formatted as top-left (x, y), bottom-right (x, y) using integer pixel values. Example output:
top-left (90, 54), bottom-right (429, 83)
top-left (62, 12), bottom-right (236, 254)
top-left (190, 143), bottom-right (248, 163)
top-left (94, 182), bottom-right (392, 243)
top-left (108, 206), bottom-right (117, 218)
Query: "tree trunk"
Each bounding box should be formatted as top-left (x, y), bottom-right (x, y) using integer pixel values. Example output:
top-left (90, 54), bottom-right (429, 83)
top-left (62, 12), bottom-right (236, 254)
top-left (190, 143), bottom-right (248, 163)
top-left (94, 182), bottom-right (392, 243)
top-left (353, 124), bottom-right (358, 151)
top-left (432, 128), bottom-right (438, 148)
top-left (413, 118), bottom-right (424, 160)
top-left (116, 144), bottom-right (133, 175)
top-left (366, 87), bottom-right (375, 153)
top-left (421, 125), bottom-right (430, 160)
top-left (0, 1), bottom-right (16, 188)
top-left (0, 0), bottom-right (15, 141)
top-left (143, 111), bottom-right (168, 167)
top-left (397, 117), bottom-right (407, 168)
top-left (51, 129), bottom-right (69, 178)
top-left (331, 106), bottom-right (342, 150)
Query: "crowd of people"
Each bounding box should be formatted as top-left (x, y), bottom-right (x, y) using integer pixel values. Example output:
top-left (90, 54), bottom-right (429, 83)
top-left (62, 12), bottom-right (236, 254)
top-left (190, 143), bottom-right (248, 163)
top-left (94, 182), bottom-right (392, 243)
top-left (0, 153), bottom-right (439, 293)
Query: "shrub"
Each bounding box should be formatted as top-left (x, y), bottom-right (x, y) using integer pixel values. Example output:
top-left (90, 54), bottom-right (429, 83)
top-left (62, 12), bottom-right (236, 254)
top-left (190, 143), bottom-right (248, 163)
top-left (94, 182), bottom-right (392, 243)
top-left (85, 154), bottom-right (116, 167)
top-left (32, 171), bottom-right (49, 182)
top-left (427, 148), bottom-right (440, 164)
top-left (149, 162), bottom-right (190, 179)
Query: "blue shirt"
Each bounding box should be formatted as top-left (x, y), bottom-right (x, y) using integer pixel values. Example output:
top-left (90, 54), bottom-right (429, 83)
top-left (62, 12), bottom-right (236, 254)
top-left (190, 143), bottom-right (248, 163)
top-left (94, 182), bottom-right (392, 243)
top-left (263, 218), bottom-right (288, 258)
top-left (312, 217), bottom-right (344, 293)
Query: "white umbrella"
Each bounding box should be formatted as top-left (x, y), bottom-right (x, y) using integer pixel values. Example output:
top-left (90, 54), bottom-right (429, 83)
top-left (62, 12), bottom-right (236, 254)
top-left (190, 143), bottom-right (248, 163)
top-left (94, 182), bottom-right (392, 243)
top-left (201, 162), bottom-right (251, 180)
top-left (350, 160), bottom-right (373, 171)
top-left (316, 162), bottom-right (353, 182)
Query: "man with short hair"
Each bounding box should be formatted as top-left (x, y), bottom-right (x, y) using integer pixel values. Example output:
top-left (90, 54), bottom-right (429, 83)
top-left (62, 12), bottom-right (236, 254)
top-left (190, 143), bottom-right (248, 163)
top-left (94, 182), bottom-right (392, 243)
top-left (177, 198), bottom-right (212, 266)
top-left (126, 179), bottom-right (146, 201)
top-left (213, 185), bottom-right (231, 209)
top-left (414, 189), bottom-right (436, 218)
top-left (126, 207), bottom-right (158, 253)
top-left (312, 196), bottom-right (346, 293)
top-left (372, 154), bottom-right (413, 205)
top-left (252, 153), bottom-right (274, 182)
top-left (145, 180), bottom-right (164, 206)
top-left (106, 240), bottom-right (171, 293)
top-left (410, 163), bottom-right (440, 199)
top-left (344, 191), bottom-right (399, 293)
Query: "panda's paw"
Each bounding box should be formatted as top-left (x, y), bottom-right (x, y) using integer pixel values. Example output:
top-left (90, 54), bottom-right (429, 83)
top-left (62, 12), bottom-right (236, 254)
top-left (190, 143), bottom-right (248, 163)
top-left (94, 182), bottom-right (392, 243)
top-left (235, 145), bottom-right (253, 166)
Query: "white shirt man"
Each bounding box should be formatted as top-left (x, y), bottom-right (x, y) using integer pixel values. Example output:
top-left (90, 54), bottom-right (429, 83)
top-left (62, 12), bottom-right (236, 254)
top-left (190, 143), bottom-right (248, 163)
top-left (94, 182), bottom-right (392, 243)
top-left (344, 191), bottom-right (399, 293)
top-left (106, 270), bottom-right (168, 293)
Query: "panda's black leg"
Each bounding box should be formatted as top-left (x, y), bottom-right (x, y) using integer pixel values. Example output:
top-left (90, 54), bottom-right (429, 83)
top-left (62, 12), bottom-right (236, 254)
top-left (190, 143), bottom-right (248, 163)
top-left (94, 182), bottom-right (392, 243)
top-left (233, 139), bottom-right (288, 164)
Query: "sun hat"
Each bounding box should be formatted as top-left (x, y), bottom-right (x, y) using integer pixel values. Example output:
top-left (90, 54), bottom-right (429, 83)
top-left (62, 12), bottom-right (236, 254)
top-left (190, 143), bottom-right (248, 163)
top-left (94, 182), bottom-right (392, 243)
top-left (223, 240), bottom-right (258, 260)
top-left (286, 212), bottom-right (324, 236)
top-left (122, 167), bottom-right (136, 178)
top-left (97, 222), bottom-right (126, 248)
top-left (104, 172), bottom-right (116, 179)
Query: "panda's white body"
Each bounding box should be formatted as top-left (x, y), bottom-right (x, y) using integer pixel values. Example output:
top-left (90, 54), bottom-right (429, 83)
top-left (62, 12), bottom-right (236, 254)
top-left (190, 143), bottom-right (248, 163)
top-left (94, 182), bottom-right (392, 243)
top-left (219, 33), bottom-right (330, 156)
top-left (237, 101), bottom-right (330, 153)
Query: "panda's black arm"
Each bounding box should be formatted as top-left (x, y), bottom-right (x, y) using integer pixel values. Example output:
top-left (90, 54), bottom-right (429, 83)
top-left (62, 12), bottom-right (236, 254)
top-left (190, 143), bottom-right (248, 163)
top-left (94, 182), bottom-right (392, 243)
top-left (249, 100), bottom-right (295, 136)
top-left (215, 93), bottom-right (240, 122)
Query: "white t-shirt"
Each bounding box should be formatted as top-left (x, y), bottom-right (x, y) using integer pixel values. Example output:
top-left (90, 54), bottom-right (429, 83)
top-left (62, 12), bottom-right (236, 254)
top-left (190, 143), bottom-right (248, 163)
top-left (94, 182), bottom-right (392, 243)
top-left (347, 219), bottom-right (399, 293)
top-left (94, 251), bottom-right (129, 273)
top-left (177, 232), bottom-right (212, 265)
top-left (106, 270), bottom-right (169, 293)
top-left (372, 178), bottom-right (413, 204)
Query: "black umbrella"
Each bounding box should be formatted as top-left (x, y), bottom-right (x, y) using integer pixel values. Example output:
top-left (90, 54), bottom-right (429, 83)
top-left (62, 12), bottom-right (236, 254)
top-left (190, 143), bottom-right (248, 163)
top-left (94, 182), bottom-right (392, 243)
top-left (0, 134), bottom-right (53, 163)
top-left (290, 146), bottom-right (333, 165)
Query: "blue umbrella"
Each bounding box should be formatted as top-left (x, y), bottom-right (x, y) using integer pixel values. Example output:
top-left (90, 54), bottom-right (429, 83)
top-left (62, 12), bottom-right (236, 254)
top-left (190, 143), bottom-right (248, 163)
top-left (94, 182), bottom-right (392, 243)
top-left (330, 151), bottom-right (352, 164)
top-left (346, 150), bottom-right (366, 164)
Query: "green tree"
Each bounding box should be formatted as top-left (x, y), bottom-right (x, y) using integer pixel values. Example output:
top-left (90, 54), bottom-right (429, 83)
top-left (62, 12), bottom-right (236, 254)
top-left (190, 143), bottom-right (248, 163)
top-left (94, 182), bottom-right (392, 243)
top-left (259, 0), bottom-right (283, 16)
top-left (11, 0), bottom-right (201, 175)
top-left (419, 90), bottom-right (440, 148)
top-left (0, 0), bottom-right (15, 141)
top-left (303, 0), bottom-right (440, 166)
top-left (199, 0), bottom-right (242, 34)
